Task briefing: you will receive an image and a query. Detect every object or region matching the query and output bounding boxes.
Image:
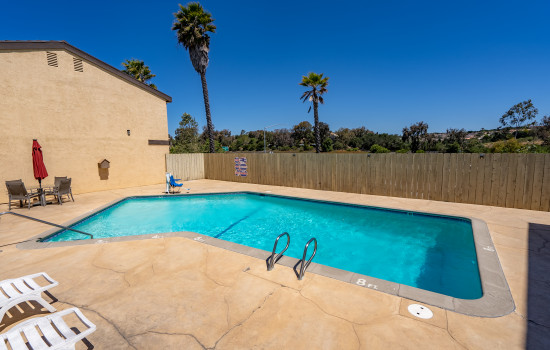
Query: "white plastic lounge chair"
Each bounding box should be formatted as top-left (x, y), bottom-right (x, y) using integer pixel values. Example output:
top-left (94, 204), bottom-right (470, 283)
top-left (0, 272), bottom-right (58, 321)
top-left (0, 307), bottom-right (96, 350)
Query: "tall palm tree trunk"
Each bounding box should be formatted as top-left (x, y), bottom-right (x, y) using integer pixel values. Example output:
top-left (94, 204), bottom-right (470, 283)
top-left (313, 100), bottom-right (321, 153)
top-left (200, 72), bottom-right (215, 153)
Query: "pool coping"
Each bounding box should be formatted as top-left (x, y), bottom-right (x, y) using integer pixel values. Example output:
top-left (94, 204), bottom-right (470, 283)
top-left (17, 191), bottom-right (515, 318)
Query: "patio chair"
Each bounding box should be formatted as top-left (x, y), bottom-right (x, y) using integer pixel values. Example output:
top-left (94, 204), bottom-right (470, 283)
top-left (0, 272), bottom-right (58, 322)
top-left (0, 307), bottom-right (96, 350)
top-left (169, 175), bottom-right (183, 193)
top-left (5, 180), bottom-right (40, 210)
top-left (54, 176), bottom-right (67, 188)
top-left (47, 178), bottom-right (74, 205)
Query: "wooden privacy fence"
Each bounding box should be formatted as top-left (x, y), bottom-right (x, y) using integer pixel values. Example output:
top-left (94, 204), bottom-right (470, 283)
top-left (201, 153), bottom-right (550, 212)
top-left (166, 153), bottom-right (205, 181)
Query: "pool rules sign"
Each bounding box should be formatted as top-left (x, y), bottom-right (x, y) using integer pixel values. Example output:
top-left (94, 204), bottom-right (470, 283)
top-left (234, 157), bottom-right (248, 177)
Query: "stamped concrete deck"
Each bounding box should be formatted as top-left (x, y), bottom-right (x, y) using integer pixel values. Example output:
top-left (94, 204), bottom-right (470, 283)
top-left (1, 180), bottom-right (549, 349)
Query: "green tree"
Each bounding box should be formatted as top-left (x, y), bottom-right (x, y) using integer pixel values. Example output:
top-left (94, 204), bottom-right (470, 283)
top-left (272, 129), bottom-right (293, 149)
top-left (291, 121), bottom-right (314, 147)
top-left (121, 59), bottom-right (157, 89)
top-left (402, 122), bottom-right (429, 152)
top-left (172, 2), bottom-right (217, 153)
top-left (335, 128), bottom-right (354, 148)
top-left (499, 99), bottom-right (538, 138)
top-left (446, 128), bottom-right (467, 147)
top-left (445, 128), bottom-right (467, 152)
top-left (321, 137), bottom-right (333, 152)
top-left (537, 115), bottom-right (550, 145)
top-left (300, 72), bottom-right (329, 153)
top-left (319, 122), bottom-right (331, 143)
top-left (171, 113), bottom-right (200, 153)
top-left (361, 133), bottom-right (403, 151)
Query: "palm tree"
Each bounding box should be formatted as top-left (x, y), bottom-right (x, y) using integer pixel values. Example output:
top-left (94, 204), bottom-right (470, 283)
top-left (300, 72), bottom-right (329, 153)
top-left (121, 59), bottom-right (157, 89)
top-left (172, 2), bottom-right (216, 153)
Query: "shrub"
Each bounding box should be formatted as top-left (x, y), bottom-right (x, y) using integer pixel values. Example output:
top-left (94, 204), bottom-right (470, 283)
top-left (333, 141), bottom-right (345, 150)
top-left (370, 144), bottom-right (390, 153)
top-left (396, 149), bottom-right (408, 153)
top-left (446, 142), bottom-right (461, 153)
top-left (322, 137), bottom-right (333, 152)
top-left (523, 144), bottom-right (550, 153)
top-left (491, 138), bottom-right (523, 153)
top-left (415, 149), bottom-right (425, 153)
top-left (463, 139), bottom-right (488, 153)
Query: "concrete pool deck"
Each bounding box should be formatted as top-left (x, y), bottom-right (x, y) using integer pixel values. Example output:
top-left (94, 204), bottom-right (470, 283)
top-left (1, 179), bottom-right (549, 349)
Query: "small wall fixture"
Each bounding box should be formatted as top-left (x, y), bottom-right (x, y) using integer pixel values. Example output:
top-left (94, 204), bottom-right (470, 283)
top-left (479, 153), bottom-right (485, 159)
top-left (98, 159), bottom-right (110, 169)
top-left (127, 130), bottom-right (131, 136)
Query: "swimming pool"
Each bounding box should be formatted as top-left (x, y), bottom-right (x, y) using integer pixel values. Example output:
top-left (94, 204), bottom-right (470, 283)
top-left (44, 192), bottom-right (482, 299)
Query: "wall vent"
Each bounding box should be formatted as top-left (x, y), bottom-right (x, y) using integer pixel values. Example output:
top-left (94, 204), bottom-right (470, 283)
top-left (73, 58), bottom-right (84, 72)
top-left (46, 52), bottom-right (58, 67)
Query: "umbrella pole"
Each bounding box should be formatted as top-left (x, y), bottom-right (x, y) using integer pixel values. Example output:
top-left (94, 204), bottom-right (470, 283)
top-left (38, 178), bottom-right (42, 189)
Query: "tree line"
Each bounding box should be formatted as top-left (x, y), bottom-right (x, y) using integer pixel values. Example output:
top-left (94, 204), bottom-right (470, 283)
top-left (169, 101), bottom-right (550, 154)
top-left (115, 2), bottom-right (550, 155)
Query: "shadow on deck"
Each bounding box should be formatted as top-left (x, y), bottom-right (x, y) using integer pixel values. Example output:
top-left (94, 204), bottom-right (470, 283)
top-left (527, 223), bottom-right (550, 349)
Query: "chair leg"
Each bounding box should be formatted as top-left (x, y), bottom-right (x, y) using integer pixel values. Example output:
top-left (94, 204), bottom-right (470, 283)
top-left (8, 200), bottom-right (11, 211)
top-left (70, 189), bottom-right (74, 202)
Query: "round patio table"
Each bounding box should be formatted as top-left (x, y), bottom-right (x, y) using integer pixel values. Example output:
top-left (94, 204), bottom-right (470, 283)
top-left (28, 185), bottom-right (53, 206)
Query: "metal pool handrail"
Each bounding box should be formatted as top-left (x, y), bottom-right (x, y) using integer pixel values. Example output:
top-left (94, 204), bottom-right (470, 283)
top-left (297, 237), bottom-right (317, 280)
top-left (0, 211), bottom-right (94, 239)
top-left (267, 232), bottom-right (290, 271)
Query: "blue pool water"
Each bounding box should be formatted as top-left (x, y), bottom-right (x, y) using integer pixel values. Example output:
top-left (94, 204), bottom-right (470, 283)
top-left (45, 193), bottom-right (482, 299)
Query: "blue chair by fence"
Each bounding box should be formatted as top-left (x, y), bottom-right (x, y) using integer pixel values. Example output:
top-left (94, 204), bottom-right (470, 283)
top-left (169, 175), bottom-right (183, 193)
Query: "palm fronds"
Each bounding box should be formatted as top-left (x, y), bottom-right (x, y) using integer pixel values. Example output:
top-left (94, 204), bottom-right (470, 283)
top-left (172, 2), bottom-right (216, 50)
top-left (121, 59), bottom-right (157, 89)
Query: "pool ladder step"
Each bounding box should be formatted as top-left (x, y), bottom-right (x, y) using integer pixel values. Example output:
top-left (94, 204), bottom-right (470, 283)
top-left (267, 232), bottom-right (290, 271)
top-left (267, 233), bottom-right (317, 280)
top-left (297, 237), bottom-right (317, 280)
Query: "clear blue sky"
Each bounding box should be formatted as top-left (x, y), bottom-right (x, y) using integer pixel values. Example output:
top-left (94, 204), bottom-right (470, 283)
top-left (3, 0), bottom-right (549, 135)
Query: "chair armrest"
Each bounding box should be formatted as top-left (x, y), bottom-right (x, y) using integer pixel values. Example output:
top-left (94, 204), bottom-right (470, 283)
top-left (52, 308), bottom-right (97, 340)
top-left (44, 187), bottom-right (56, 194)
top-left (23, 272), bottom-right (59, 291)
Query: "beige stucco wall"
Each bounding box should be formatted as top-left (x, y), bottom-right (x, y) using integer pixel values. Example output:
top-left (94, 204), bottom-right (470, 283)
top-left (0, 49), bottom-right (169, 203)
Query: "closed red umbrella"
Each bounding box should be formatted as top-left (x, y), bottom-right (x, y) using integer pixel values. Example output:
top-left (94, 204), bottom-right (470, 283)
top-left (32, 139), bottom-right (48, 189)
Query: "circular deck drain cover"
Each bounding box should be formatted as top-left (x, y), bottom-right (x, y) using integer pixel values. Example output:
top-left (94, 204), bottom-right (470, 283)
top-left (407, 304), bottom-right (433, 319)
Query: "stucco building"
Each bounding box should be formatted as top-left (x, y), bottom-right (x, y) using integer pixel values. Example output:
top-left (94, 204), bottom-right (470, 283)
top-left (0, 41), bottom-right (171, 203)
